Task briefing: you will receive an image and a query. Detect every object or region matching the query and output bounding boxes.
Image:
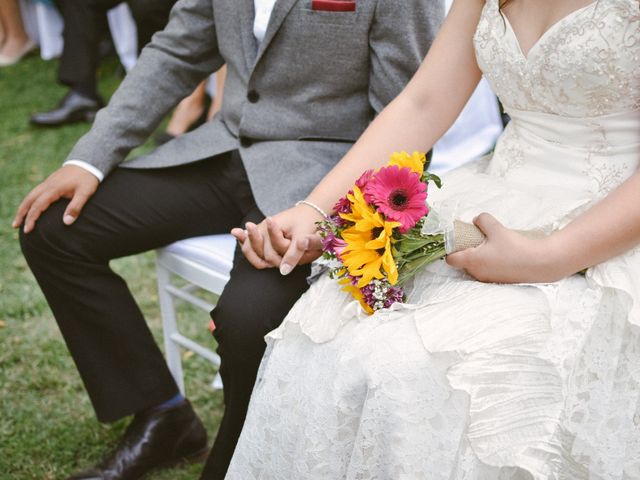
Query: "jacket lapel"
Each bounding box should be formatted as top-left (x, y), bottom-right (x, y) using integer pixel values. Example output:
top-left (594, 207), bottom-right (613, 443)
top-left (253, 0), bottom-right (299, 66)
top-left (238, 0), bottom-right (258, 67)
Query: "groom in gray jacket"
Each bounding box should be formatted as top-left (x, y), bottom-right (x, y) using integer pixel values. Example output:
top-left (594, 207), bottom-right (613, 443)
top-left (15, 0), bottom-right (443, 478)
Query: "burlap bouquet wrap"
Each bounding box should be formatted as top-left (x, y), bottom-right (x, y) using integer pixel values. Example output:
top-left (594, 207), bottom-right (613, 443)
top-left (448, 220), bottom-right (547, 254)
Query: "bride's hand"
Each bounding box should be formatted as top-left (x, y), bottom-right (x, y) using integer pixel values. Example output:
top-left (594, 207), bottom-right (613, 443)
top-left (231, 204), bottom-right (324, 273)
top-left (445, 213), bottom-right (565, 283)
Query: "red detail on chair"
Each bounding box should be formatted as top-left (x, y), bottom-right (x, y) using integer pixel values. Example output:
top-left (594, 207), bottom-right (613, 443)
top-left (311, 0), bottom-right (356, 12)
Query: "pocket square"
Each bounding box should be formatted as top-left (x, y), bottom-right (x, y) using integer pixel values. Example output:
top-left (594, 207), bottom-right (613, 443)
top-left (312, 0), bottom-right (356, 12)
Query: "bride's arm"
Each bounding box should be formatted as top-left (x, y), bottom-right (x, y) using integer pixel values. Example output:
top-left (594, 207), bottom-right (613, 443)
top-left (447, 172), bottom-right (640, 283)
top-left (236, 0), bottom-right (486, 270)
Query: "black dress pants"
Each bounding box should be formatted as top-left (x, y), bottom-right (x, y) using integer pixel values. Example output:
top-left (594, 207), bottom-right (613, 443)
top-left (53, 0), bottom-right (176, 96)
top-left (19, 152), bottom-right (311, 479)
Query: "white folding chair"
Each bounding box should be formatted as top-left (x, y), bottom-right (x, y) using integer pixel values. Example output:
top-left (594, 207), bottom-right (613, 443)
top-left (155, 234), bottom-right (236, 394)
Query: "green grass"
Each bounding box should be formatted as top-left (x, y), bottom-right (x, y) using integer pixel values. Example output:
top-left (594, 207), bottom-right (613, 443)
top-left (0, 55), bottom-right (224, 479)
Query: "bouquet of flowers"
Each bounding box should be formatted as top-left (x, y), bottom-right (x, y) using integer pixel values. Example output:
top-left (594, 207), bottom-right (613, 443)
top-left (319, 151), bottom-right (452, 314)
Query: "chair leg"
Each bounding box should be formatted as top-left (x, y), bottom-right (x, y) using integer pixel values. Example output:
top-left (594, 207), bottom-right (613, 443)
top-left (156, 258), bottom-right (185, 395)
top-left (211, 372), bottom-right (223, 390)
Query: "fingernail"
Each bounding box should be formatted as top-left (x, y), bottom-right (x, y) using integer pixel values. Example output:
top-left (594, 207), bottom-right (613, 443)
top-left (63, 215), bottom-right (75, 225)
top-left (280, 263), bottom-right (293, 276)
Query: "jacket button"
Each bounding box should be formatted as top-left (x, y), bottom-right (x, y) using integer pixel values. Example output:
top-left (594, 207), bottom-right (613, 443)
top-left (240, 136), bottom-right (253, 148)
top-left (247, 90), bottom-right (260, 103)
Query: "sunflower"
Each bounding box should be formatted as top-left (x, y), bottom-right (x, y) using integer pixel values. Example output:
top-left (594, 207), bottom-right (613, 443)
top-left (339, 277), bottom-right (374, 315)
top-left (339, 186), bottom-right (400, 286)
top-left (388, 151), bottom-right (426, 177)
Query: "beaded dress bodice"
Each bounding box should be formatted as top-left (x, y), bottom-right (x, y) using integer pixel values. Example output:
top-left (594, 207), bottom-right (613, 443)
top-left (463, 0), bottom-right (640, 199)
top-left (474, 0), bottom-right (640, 118)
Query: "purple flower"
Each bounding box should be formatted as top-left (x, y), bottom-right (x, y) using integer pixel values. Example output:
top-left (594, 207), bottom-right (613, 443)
top-left (333, 195), bottom-right (352, 215)
top-left (321, 228), bottom-right (347, 258)
top-left (360, 279), bottom-right (405, 312)
top-left (332, 196), bottom-right (353, 227)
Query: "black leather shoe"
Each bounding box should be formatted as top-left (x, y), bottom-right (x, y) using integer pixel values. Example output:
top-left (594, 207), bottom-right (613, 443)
top-left (30, 91), bottom-right (104, 127)
top-left (67, 401), bottom-right (208, 480)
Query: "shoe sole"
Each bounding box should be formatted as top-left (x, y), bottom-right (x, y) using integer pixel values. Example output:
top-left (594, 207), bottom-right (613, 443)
top-left (30, 108), bottom-right (99, 127)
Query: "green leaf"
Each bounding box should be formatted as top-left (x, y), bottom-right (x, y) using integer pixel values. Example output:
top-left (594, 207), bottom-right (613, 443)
top-left (422, 172), bottom-right (442, 189)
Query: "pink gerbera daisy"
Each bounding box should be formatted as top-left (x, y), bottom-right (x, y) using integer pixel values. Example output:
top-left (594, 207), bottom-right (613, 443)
top-left (355, 169), bottom-right (375, 189)
top-left (364, 165), bottom-right (428, 232)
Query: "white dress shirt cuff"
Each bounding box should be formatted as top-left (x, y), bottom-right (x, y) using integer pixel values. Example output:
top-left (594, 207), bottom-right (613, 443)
top-left (63, 160), bottom-right (105, 182)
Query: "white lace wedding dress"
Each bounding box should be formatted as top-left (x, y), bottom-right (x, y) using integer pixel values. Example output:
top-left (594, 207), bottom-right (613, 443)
top-left (226, 1), bottom-right (640, 478)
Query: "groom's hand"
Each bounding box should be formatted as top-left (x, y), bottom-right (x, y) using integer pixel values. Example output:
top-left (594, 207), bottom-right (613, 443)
top-left (13, 165), bottom-right (100, 233)
top-left (232, 205), bottom-right (323, 272)
top-left (231, 219), bottom-right (289, 270)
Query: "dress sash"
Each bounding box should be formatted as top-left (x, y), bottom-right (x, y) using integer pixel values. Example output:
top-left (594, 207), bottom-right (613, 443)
top-left (507, 108), bottom-right (640, 149)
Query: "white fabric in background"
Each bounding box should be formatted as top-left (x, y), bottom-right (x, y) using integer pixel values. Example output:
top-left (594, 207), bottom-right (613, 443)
top-left (430, 77), bottom-right (503, 174)
top-left (107, 4), bottom-right (137, 72)
top-left (30, 2), bottom-right (63, 60)
top-left (205, 75), bottom-right (217, 98)
top-left (19, 0), bottom-right (40, 49)
top-left (20, 0), bottom-right (137, 69)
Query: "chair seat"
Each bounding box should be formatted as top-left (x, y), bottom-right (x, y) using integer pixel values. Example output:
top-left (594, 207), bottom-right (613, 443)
top-left (162, 234), bottom-right (236, 274)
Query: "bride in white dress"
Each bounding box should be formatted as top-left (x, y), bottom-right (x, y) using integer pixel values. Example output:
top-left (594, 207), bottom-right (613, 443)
top-left (227, 0), bottom-right (640, 478)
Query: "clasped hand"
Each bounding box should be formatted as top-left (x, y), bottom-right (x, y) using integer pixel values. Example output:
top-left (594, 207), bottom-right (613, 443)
top-left (231, 203), bottom-right (325, 275)
top-left (232, 207), bottom-right (565, 284)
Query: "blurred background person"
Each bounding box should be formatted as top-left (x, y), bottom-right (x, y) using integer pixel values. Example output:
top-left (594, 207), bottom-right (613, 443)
top-left (0, 0), bottom-right (37, 66)
top-left (156, 66), bottom-right (227, 145)
top-left (30, 0), bottom-right (176, 127)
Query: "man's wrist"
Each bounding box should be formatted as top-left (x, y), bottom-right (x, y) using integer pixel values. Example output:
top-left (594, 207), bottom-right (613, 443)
top-left (63, 160), bottom-right (105, 182)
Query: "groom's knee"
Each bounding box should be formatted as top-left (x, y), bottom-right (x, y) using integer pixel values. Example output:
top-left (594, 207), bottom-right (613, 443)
top-left (211, 301), bottom-right (271, 359)
top-left (19, 199), bottom-right (85, 264)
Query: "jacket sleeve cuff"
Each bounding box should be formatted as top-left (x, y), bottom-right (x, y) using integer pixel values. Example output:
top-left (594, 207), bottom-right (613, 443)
top-left (63, 160), bottom-right (105, 182)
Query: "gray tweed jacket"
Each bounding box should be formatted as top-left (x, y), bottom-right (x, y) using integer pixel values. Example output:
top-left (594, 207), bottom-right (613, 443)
top-left (67, 0), bottom-right (444, 216)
